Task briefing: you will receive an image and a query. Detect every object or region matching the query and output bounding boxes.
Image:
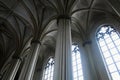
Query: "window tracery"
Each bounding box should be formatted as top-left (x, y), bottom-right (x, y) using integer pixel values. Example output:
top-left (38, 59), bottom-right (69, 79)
top-left (96, 25), bottom-right (120, 80)
top-left (42, 57), bottom-right (54, 80)
top-left (72, 45), bottom-right (84, 80)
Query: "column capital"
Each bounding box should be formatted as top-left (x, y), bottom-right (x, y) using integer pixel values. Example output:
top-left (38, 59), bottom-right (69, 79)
top-left (82, 40), bottom-right (92, 47)
top-left (57, 14), bottom-right (71, 24)
top-left (31, 40), bottom-right (41, 45)
top-left (12, 56), bottom-right (23, 61)
top-left (54, 16), bottom-right (73, 80)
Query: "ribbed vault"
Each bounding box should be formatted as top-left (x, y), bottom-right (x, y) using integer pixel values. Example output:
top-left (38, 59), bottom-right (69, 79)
top-left (0, 0), bottom-right (120, 71)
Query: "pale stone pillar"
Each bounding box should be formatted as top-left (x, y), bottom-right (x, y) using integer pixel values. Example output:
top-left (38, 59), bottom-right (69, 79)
top-left (2, 57), bottom-right (22, 80)
top-left (25, 41), bottom-right (41, 80)
top-left (18, 51), bottom-right (31, 80)
top-left (77, 43), bottom-right (91, 80)
top-left (82, 40), bottom-right (99, 80)
top-left (54, 19), bottom-right (73, 80)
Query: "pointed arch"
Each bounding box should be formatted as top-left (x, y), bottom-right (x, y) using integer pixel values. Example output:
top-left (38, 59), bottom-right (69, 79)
top-left (96, 25), bottom-right (120, 80)
top-left (42, 57), bottom-right (54, 80)
top-left (72, 44), bottom-right (84, 80)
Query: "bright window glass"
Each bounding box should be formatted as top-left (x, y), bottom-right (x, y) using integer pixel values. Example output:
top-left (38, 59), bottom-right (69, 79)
top-left (72, 45), bottom-right (84, 80)
top-left (42, 58), bottom-right (54, 80)
top-left (96, 25), bottom-right (120, 80)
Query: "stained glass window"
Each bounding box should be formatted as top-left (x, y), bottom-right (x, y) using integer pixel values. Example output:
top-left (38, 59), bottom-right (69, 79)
top-left (72, 45), bottom-right (84, 80)
top-left (96, 25), bottom-right (120, 80)
top-left (42, 57), bottom-right (54, 80)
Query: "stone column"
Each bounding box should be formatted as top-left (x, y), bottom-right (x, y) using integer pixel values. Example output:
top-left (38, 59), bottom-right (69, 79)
top-left (82, 40), bottom-right (99, 80)
top-left (18, 50), bottom-right (31, 80)
top-left (2, 57), bottom-right (22, 80)
top-left (25, 40), bottom-right (41, 80)
top-left (54, 19), bottom-right (73, 80)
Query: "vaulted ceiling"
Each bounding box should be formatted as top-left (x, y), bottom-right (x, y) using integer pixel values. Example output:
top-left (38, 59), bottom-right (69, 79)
top-left (0, 0), bottom-right (119, 69)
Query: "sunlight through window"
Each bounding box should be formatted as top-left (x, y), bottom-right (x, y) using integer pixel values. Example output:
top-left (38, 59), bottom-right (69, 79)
top-left (42, 58), bottom-right (54, 80)
top-left (72, 45), bottom-right (84, 80)
top-left (96, 25), bottom-right (120, 80)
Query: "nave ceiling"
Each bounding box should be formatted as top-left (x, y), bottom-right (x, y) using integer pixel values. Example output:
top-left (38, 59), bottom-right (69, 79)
top-left (0, 0), bottom-right (120, 69)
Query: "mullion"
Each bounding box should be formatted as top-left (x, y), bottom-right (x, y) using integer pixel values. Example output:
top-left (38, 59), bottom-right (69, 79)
top-left (47, 68), bottom-right (49, 79)
top-left (77, 53), bottom-right (82, 77)
top-left (47, 67), bottom-right (48, 79)
top-left (117, 31), bottom-right (120, 46)
top-left (76, 53), bottom-right (80, 78)
top-left (45, 69), bottom-right (47, 79)
top-left (77, 51), bottom-right (83, 78)
top-left (50, 64), bottom-right (53, 79)
top-left (104, 36), bottom-right (117, 65)
top-left (46, 69), bottom-right (48, 79)
top-left (48, 66), bottom-right (50, 79)
top-left (72, 52), bottom-right (79, 79)
top-left (97, 26), bottom-right (120, 80)
top-left (99, 40), bottom-right (113, 79)
top-left (104, 37), bottom-right (118, 76)
top-left (109, 33), bottom-right (120, 75)
top-left (100, 40), bottom-right (113, 78)
top-left (75, 52), bottom-right (79, 79)
top-left (50, 65), bottom-right (52, 80)
top-left (52, 65), bottom-right (54, 79)
top-left (72, 45), bottom-right (84, 80)
top-left (45, 68), bottom-right (47, 79)
top-left (50, 65), bottom-right (53, 80)
top-left (51, 65), bottom-right (53, 79)
top-left (42, 58), bottom-right (54, 80)
top-left (98, 28), bottom-right (120, 80)
top-left (110, 32), bottom-right (120, 54)
top-left (72, 53), bottom-right (76, 78)
top-left (77, 53), bottom-right (80, 77)
top-left (43, 70), bottom-right (45, 80)
top-left (77, 57), bottom-right (82, 77)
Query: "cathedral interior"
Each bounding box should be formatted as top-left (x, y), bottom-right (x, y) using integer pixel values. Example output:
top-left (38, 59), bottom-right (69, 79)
top-left (0, 0), bottom-right (120, 80)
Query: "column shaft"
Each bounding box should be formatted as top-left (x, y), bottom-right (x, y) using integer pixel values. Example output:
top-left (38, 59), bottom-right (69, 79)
top-left (2, 59), bottom-right (21, 80)
top-left (25, 42), bottom-right (40, 80)
top-left (83, 41), bottom-right (98, 80)
top-left (54, 19), bottom-right (73, 80)
top-left (18, 51), bottom-right (31, 80)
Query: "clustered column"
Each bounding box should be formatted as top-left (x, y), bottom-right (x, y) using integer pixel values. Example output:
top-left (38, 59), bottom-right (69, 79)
top-left (2, 57), bottom-right (22, 80)
top-left (54, 18), bottom-right (73, 80)
top-left (0, 39), bottom-right (42, 80)
top-left (24, 40), bottom-right (41, 80)
top-left (82, 40), bottom-right (99, 80)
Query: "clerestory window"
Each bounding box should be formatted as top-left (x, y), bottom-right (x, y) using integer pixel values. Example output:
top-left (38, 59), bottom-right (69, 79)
top-left (96, 25), bottom-right (120, 80)
top-left (72, 45), bottom-right (84, 80)
top-left (42, 57), bottom-right (54, 80)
